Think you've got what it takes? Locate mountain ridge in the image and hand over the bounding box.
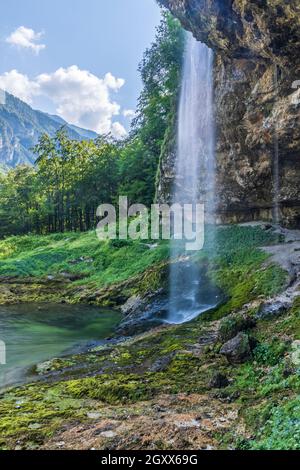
[0,90,98,168]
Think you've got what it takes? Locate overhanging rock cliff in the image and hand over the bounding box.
[157,0,300,227]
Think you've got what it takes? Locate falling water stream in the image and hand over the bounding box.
[273,64,280,225]
[167,33,220,324]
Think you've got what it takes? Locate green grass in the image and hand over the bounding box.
[250,398,300,450]
[0,225,287,309]
[0,232,170,287]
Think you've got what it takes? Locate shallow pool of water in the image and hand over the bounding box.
[0,303,121,390]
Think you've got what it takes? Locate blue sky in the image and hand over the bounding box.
[0,0,162,136]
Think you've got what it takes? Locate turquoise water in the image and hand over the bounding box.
[0,304,121,390]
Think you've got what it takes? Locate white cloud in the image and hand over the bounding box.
[111,122,127,139]
[0,70,39,103]
[123,109,135,119]
[103,72,125,91]
[0,66,127,138]
[6,26,46,54]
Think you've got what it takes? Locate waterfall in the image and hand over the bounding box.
[167,33,218,325]
[273,65,280,225]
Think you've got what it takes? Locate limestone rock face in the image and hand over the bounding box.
[157,0,300,227]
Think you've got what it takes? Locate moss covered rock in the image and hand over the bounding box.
[220,332,252,364]
[218,313,256,342]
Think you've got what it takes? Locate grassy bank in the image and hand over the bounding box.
[0,225,287,307]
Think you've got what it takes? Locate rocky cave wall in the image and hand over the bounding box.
[157,0,300,227]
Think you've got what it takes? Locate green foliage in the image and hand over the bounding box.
[253,340,288,366]
[0,132,120,235]
[249,399,300,450]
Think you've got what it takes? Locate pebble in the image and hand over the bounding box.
[100,431,116,438]
[87,412,101,419]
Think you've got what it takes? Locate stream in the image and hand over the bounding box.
[0,303,121,390]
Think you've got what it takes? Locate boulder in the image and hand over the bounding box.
[149,353,175,373]
[218,313,256,342]
[220,333,252,364]
[120,295,143,315]
[208,372,229,389]
[256,301,290,320]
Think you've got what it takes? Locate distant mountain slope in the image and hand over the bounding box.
[0,91,98,168]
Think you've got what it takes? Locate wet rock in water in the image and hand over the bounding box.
[208,372,229,389]
[35,359,57,375]
[262,223,273,231]
[220,333,252,364]
[218,313,256,342]
[120,295,143,315]
[117,290,168,336]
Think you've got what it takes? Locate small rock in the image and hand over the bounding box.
[149,354,175,373]
[28,423,42,430]
[282,361,295,378]
[152,404,167,413]
[205,445,214,451]
[174,419,200,429]
[100,431,116,438]
[220,332,252,364]
[35,359,57,374]
[120,295,142,315]
[291,340,300,366]
[208,372,229,389]
[87,412,101,419]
